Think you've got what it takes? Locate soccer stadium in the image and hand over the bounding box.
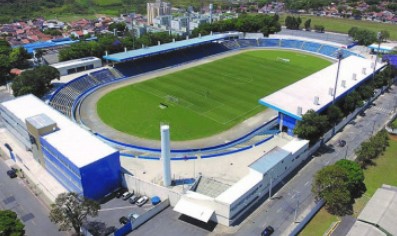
[0,32,386,228]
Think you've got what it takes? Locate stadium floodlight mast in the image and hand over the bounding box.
[332,49,344,104]
[372,32,383,84]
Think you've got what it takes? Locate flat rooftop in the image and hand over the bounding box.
[369,42,397,52]
[259,55,385,120]
[249,147,290,174]
[1,94,117,168]
[194,177,231,198]
[351,184,397,236]
[216,139,307,205]
[103,32,240,62]
[25,113,56,129]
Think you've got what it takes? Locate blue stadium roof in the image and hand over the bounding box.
[14,37,97,54]
[103,32,240,62]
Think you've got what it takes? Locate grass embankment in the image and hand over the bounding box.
[279,14,397,40]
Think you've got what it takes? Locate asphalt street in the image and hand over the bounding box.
[231,86,397,236]
[0,160,65,236]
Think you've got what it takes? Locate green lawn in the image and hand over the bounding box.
[97,50,330,140]
[353,136,397,217]
[300,208,339,236]
[280,14,397,40]
[300,137,397,235]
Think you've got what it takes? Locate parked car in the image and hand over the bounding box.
[115,188,127,198]
[136,196,149,207]
[261,226,274,236]
[121,191,134,200]
[128,212,140,222]
[6,169,17,178]
[119,216,129,225]
[338,139,346,147]
[129,195,139,204]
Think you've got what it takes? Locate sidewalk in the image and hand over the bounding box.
[0,128,66,205]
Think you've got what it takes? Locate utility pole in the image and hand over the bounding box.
[294,192,300,223]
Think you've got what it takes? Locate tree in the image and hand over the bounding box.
[304,19,311,31]
[348,27,359,38]
[9,47,31,69]
[377,30,389,42]
[326,105,343,126]
[285,16,302,30]
[354,29,377,46]
[340,91,362,115]
[49,192,100,235]
[0,40,13,85]
[357,85,374,101]
[294,110,329,143]
[314,25,325,33]
[108,22,127,35]
[12,65,60,97]
[355,129,389,168]
[335,160,365,198]
[0,210,25,236]
[0,54,11,85]
[312,165,352,215]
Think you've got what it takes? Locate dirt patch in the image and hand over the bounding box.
[388,133,397,141]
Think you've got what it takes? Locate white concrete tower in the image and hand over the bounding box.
[161,124,172,186]
[209,4,213,24]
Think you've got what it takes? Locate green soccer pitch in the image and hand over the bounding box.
[97,50,331,140]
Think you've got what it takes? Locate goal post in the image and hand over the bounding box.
[166,95,179,104]
[276,57,290,63]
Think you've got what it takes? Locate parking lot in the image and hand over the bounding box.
[85,191,154,235]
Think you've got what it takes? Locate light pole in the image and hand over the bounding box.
[372,120,376,135]
[344,144,348,159]
[269,175,273,199]
[294,192,301,223]
[372,32,383,86]
[332,49,344,104]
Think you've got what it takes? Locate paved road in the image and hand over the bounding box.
[231,86,397,236]
[0,160,66,236]
[131,207,210,236]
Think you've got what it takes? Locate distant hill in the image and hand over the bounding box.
[0,0,228,23]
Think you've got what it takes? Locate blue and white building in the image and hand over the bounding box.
[0,94,121,200]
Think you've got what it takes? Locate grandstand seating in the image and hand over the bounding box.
[341,49,360,58]
[115,43,231,77]
[301,42,322,53]
[258,38,280,47]
[222,40,241,50]
[280,39,304,49]
[238,39,258,48]
[49,69,120,118]
[90,69,118,84]
[318,45,339,57]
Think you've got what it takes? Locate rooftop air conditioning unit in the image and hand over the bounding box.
[352,73,357,80]
[297,106,302,116]
[314,96,319,105]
